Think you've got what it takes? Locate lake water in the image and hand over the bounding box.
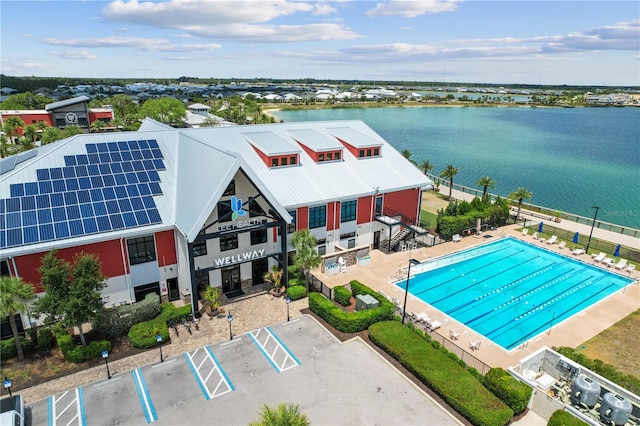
[271,106,640,229]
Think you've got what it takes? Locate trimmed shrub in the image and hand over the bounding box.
[369,321,513,426]
[484,368,532,414]
[309,292,394,333]
[287,285,307,301]
[37,327,55,351]
[553,346,640,395]
[128,319,169,349]
[0,336,34,360]
[548,410,588,426]
[55,329,111,363]
[96,293,161,338]
[157,303,192,326]
[333,286,352,306]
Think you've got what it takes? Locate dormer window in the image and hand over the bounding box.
[319,153,325,161]
[271,158,279,167]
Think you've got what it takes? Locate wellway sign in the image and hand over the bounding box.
[214,249,265,267]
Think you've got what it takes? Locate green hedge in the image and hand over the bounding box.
[0,336,35,360]
[128,319,169,349]
[308,280,394,333]
[369,321,513,426]
[553,346,640,395]
[484,368,532,414]
[96,293,161,338]
[548,410,588,426]
[55,329,111,363]
[333,286,352,306]
[287,285,307,301]
[37,327,55,351]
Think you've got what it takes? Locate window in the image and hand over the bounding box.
[335,151,341,160]
[220,234,238,251]
[366,149,372,156]
[223,180,235,196]
[250,229,267,245]
[127,235,156,265]
[281,157,288,166]
[326,152,333,161]
[309,205,326,229]
[290,156,297,165]
[359,149,364,157]
[249,199,266,217]
[193,241,207,257]
[287,210,296,234]
[340,200,357,222]
[319,153,325,161]
[373,148,379,156]
[217,201,232,222]
[271,158,279,167]
[340,232,355,239]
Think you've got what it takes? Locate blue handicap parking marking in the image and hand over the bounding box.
[249,327,300,372]
[184,346,234,400]
[47,387,86,426]
[132,368,158,423]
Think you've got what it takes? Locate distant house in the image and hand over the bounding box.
[184,103,235,128]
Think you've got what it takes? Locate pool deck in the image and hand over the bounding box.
[311,223,640,371]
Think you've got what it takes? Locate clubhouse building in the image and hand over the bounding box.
[0,119,431,325]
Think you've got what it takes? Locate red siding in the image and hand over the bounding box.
[336,139,359,158]
[298,143,319,161]
[327,202,335,231]
[88,110,114,122]
[14,239,126,292]
[155,230,177,267]
[297,206,309,230]
[356,195,373,225]
[1,112,54,130]
[383,189,420,223]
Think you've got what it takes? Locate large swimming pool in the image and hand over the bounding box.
[396,238,633,350]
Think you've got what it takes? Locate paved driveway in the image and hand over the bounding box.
[27,315,461,425]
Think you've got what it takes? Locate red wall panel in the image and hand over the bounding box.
[155,230,177,267]
[356,195,373,224]
[383,189,420,223]
[297,206,309,230]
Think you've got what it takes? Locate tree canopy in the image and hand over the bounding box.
[0,92,53,110]
[139,98,187,126]
[439,164,460,200]
[290,230,322,290]
[508,187,533,220]
[35,250,107,346]
[0,276,35,360]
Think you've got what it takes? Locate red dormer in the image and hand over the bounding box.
[244,131,301,168]
[288,129,344,163]
[327,127,382,158]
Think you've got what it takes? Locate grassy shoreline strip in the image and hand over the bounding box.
[369,321,513,426]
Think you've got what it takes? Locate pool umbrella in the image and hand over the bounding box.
[614,244,621,257]
[573,232,579,244]
[538,222,544,233]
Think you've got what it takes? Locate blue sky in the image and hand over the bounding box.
[1,1,638,86]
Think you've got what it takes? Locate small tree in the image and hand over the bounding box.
[508,187,533,220]
[249,403,310,426]
[439,164,459,200]
[0,276,35,360]
[476,176,496,198]
[419,159,435,176]
[139,98,187,127]
[263,265,284,295]
[35,250,107,346]
[290,230,321,291]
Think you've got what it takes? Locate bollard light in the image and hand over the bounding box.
[286,296,291,322]
[227,312,233,340]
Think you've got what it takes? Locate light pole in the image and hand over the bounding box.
[286,296,291,322]
[585,206,599,253]
[102,350,111,380]
[156,334,164,362]
[402,259,420,324]
[227,312,233,340]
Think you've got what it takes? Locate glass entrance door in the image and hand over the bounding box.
[221,265,241,294]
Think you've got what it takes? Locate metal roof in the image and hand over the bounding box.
[328,126,381,148]
[243,131,301,156]
[45,96,90,111]
[288,129,343,151]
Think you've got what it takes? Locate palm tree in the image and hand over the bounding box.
[290,229,321,291]
[23,124,37,144]
[400,149,417,165]
[263,265,284,295]
[3,116,25,143]
[439,164,459,200]
[249,403,310,426]
[419,159,435,176]
[476,176,496,198]
[508,187,533,220]
[0,276,35,361]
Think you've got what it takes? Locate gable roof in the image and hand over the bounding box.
[45,96,91,111]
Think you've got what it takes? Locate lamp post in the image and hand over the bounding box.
[156,335,164,363]
[227,312,233,340]
[102,350,111,380]
[402,259,421,324]
[585,206,600,253]
[286,296,291,322]
[3,377,12,397]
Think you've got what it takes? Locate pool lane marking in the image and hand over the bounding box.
[132,368,157,423]
[184,347,233,400]
[249,327,300,372]
[48,387,85,426]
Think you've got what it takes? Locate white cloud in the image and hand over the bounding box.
[43,36,222,52]
[101,0,359,42]
[367,0,459,18]
[50,50,98,60]
[0,59,48,74]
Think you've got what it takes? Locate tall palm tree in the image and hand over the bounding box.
[439,164,459,200]
[401,149,412,160]
[290,229,321,291]
[3,116,25,143]
[0,276,35,361]
[250,403,310,426]
[476,176,496,197]
[419,159,435,176]
[23,124,37,143]
[508,187,533,220]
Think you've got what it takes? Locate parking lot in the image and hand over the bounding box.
[27,315,461,425]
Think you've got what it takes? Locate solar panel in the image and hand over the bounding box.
[1,139,166,249]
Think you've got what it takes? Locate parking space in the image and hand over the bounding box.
[26,315,462,425]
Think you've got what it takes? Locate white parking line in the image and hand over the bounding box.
[184,346,234,400]
[48,388,84,426]
[249,327,300,372]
